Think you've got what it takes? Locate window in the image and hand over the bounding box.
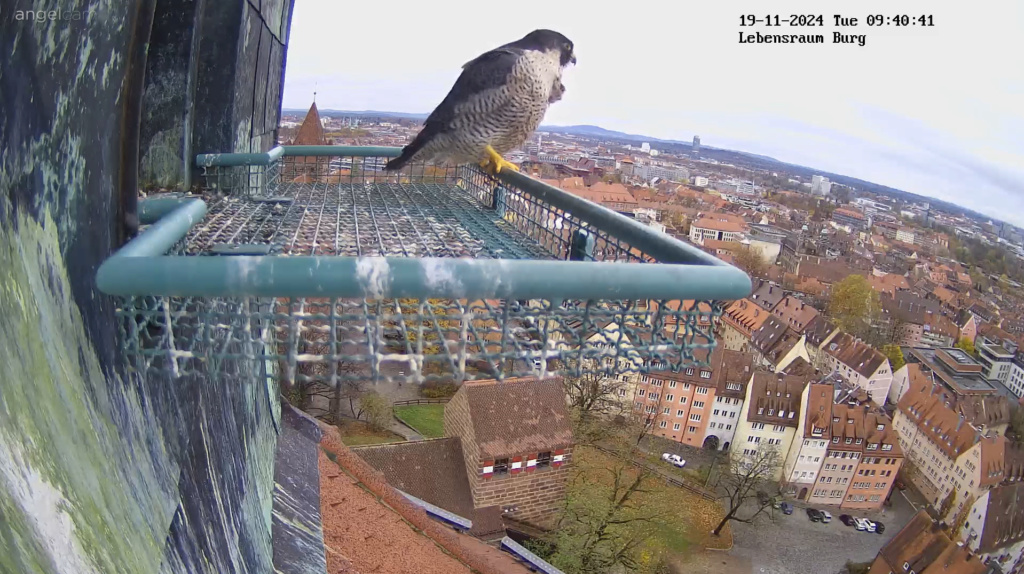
[685,368,694,376]
[537,451,552,468]
[638,389,646,397]
[673,423,681,431]
[666,394,674,402]
[700,370,712,379]
[677,409,685,417]
[659,421,667,428]
[649,393,659,401]
[768,409,775,416]
[663,407,670,415]
[752,423,765,430]
[690,413,701,422]
[713,409,720,416]
[758,408,764,415]
[833,437,840,443]
[726,424,732,430]
[618,389,626,397]
[679,397,687,404]
[668,381,676,388]
[693,401,705,409]
[845,438,853,444]
[689,425,698,433]
[696,387,709,395]
[494,458,509,475]
[882,444,893,451]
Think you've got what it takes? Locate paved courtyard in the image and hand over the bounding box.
[727,490,918,574]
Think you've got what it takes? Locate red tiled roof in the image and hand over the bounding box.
[875,510,988,574]
[353,438,505,538]
[824,332,887,378]
[460,378,574,459]
[746,372,811,427]
[318,425,531,574]
[292,102,326,145]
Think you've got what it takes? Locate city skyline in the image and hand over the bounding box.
[282,0,1024,226]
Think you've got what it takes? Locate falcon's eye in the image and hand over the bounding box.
[564,43,572,51]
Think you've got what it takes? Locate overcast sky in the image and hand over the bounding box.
[282,0,1024,226]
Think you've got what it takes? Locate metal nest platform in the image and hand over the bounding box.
[99,146,751,387]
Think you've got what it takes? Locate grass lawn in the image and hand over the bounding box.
[336,419,404,446]
[574,446,732,555]
[393,404,445,438]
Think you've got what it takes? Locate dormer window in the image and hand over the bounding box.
[768,409,775,416]
[833,437,840,443]
[758,408,764,415]
[882,444,892,451]
[856,439,863,445]
[867,443,878,450]
[788,412,795,418]
[845,438,853,444]
[877,424,884,431]
[833,417,840,422]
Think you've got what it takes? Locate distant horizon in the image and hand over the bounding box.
[278,106,1002,226]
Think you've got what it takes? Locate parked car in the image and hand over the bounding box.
[839,514,855,527]
[778,502,794,515]
[872,521,886,534]
[820,510,833,523]
[854,517,872,531]
[806,508,823,522]
[660,453,686,468]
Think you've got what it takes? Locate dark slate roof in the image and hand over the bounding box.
[805,315,838,348]
[979,476,1024,553]
[462,378,574,459]
[749,280,785,311]
[354,438,505,538]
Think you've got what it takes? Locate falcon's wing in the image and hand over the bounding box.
[422,46,524,131]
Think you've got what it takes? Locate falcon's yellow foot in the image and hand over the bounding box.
[480,145,519,175]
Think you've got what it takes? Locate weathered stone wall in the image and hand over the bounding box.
[140,0,292,189]
[0,0,294,571]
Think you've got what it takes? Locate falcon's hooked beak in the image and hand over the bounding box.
[570,54,577,65]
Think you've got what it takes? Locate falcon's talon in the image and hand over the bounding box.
[482,145,519,175]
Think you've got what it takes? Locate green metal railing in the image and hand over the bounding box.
[99,145,751,387]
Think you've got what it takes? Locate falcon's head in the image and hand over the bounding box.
[517,29,576,67]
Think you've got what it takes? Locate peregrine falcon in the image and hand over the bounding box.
[384,29,576,175]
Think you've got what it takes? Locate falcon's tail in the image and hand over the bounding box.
[384,132,431,171]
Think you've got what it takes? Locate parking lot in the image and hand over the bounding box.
[727,491,918,574]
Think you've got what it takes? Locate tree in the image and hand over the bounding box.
[950,493,975,535]
[882,344,906,372]
[711,445,783,536]
[827,275,881,340]
[956,336,976,356]
[733,245,767,278]
[1009,404,1024,444]
[563,371,627,419]
[938,487,956,521]
[336,377,368,420]
[546,458,665,574]
[359,391,392,432]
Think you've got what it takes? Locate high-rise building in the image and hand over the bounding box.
[640,142,651,154]
[810,175,831,196]
[692,135,701,154]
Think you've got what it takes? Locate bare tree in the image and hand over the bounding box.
[629,389,669,447]
[711,445,783,536]
[563,371,627,418]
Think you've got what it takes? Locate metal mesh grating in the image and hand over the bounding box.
[114,151,729,388]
